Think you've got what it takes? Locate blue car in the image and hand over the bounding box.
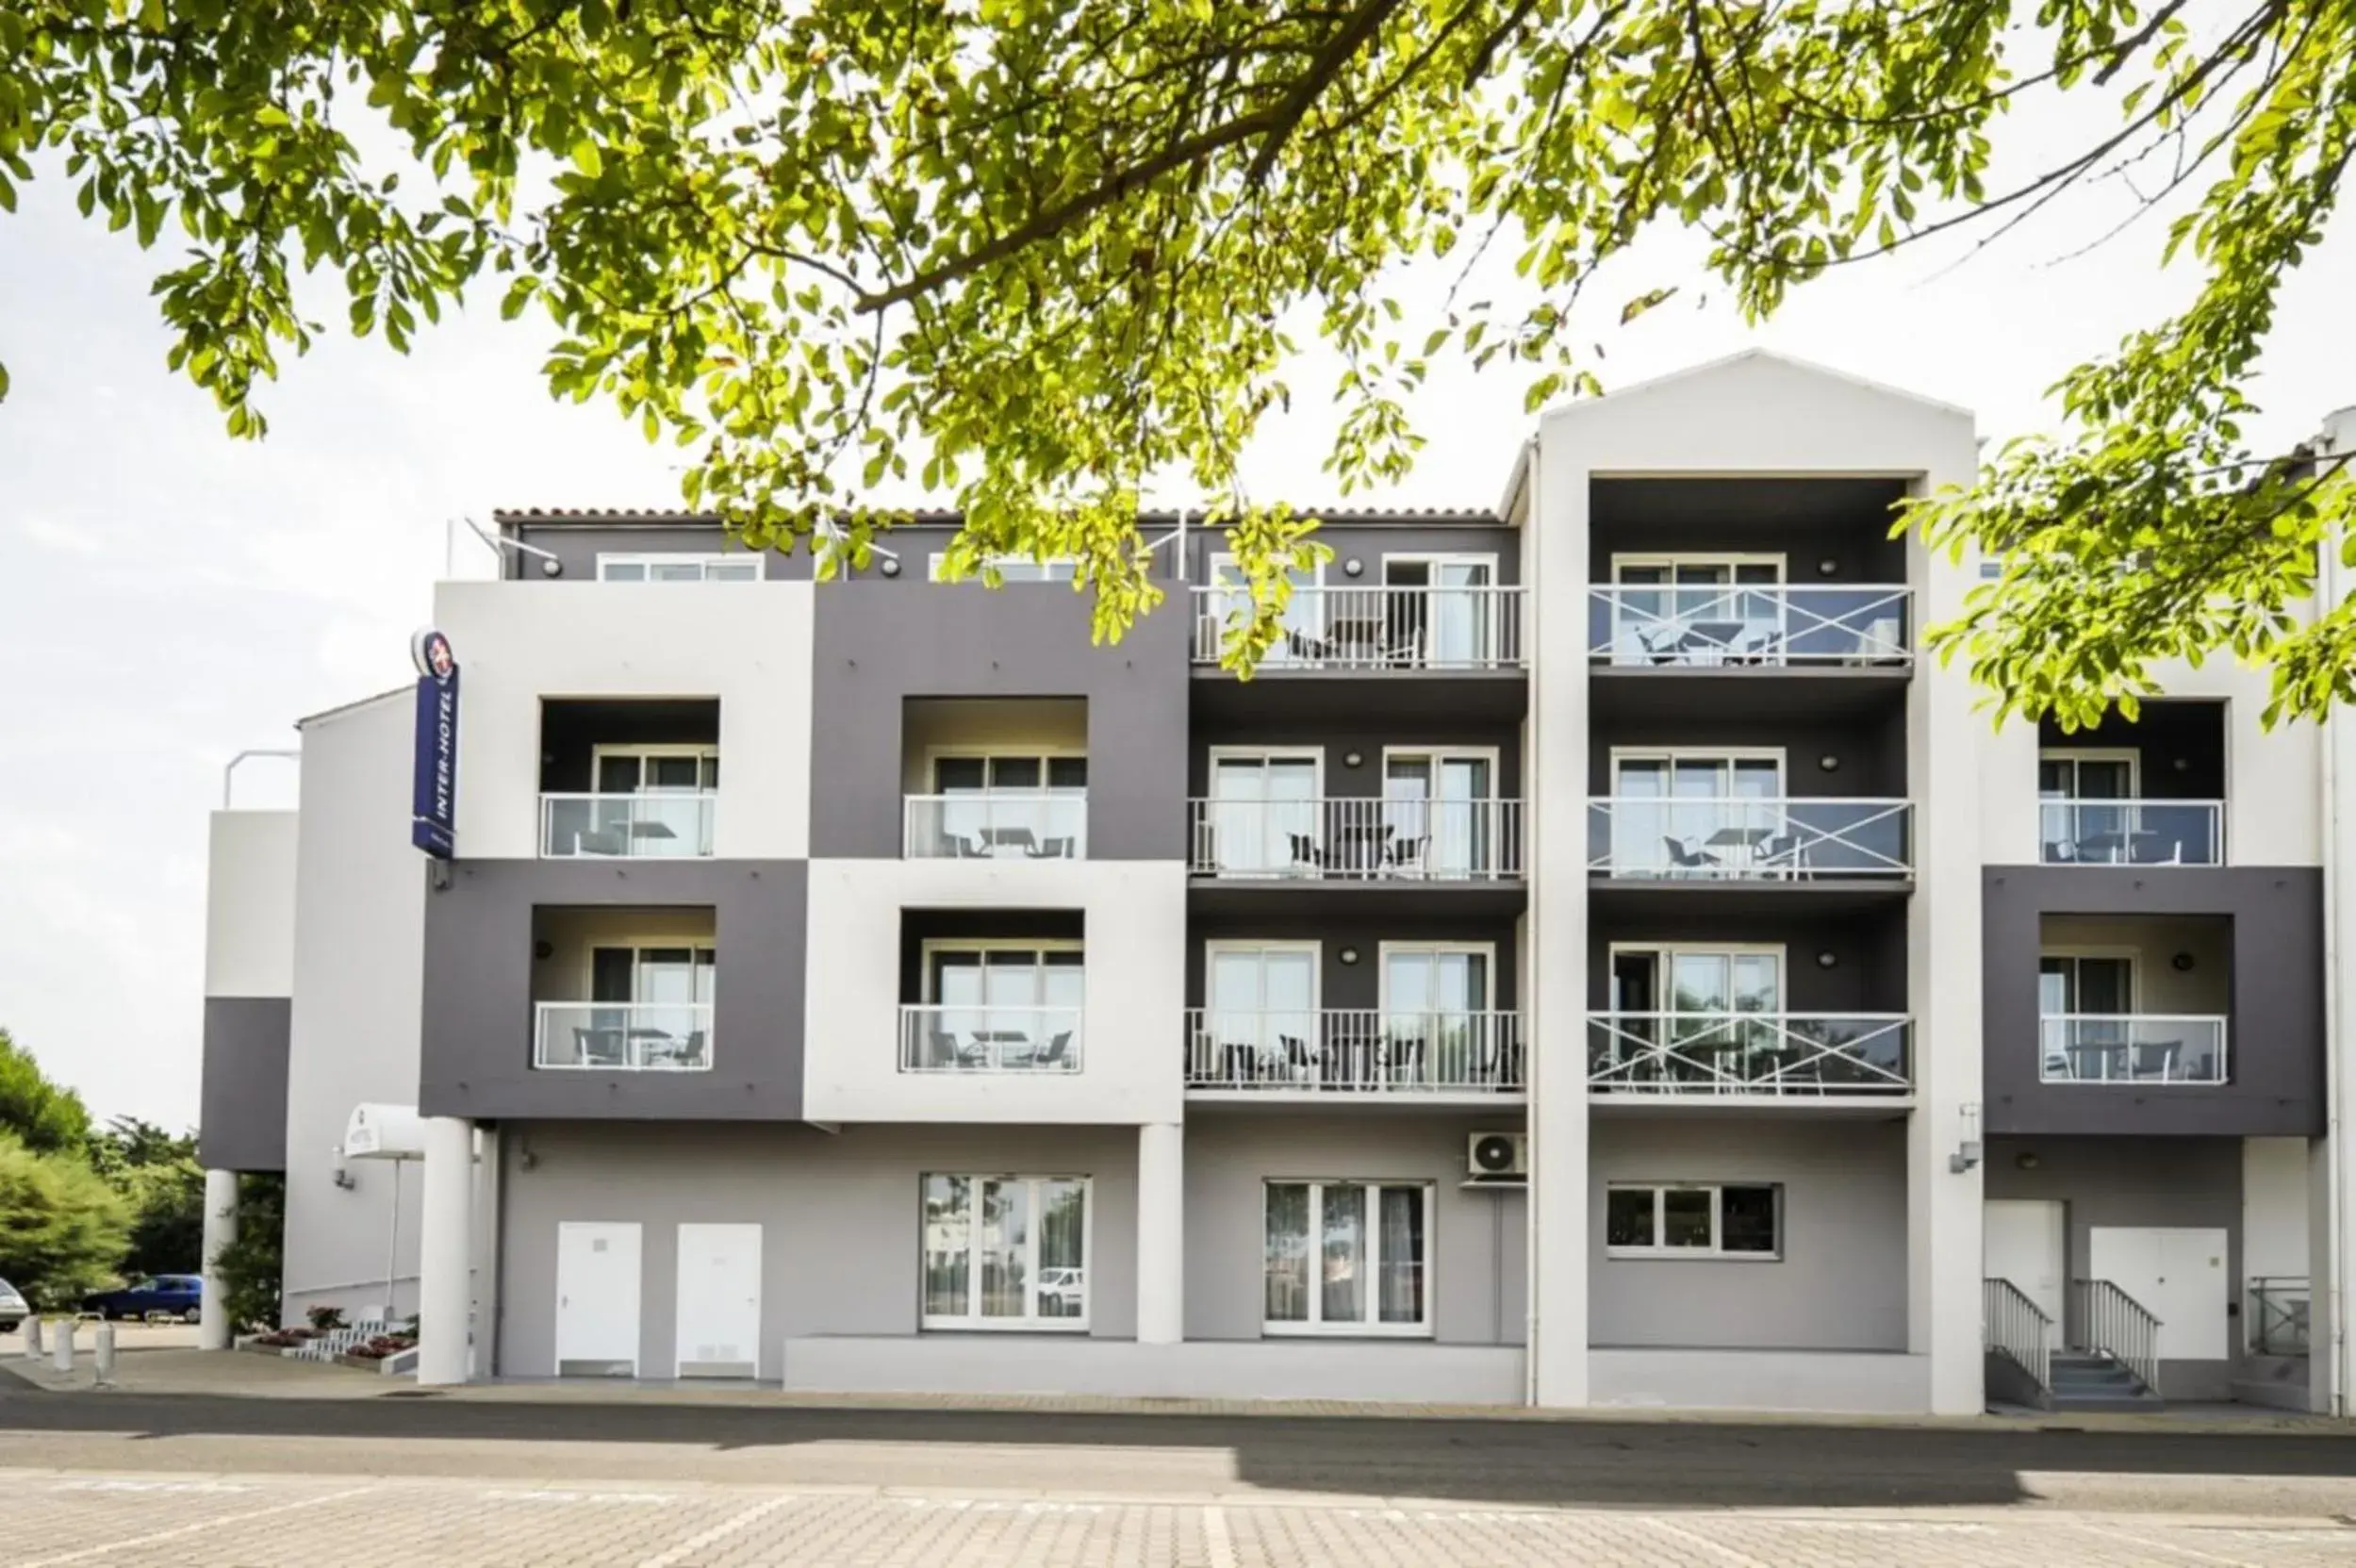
[82,1274,203,1322]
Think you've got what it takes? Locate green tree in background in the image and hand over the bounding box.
[0,1028,91,1155]
[0,1131,132,1311]
[5,1,2350,708]
[211,1174,285,1332]
[89,1117,206,1278]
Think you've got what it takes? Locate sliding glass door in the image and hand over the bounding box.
[1384,751,1495,877]
[1209,752,1321,873]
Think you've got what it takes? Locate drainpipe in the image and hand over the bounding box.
[2320,406,2356,1417]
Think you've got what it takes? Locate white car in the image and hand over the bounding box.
[1037,1267,1086,1313]
[0,1279,27,1333]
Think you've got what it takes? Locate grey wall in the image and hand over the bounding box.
[1587,477,1909,580]
[1585,909,1910,1013]
[1982,867,2324,1135]
[1182,1112,1527,1345]
[419,860,808,1120]
[2036,701,2226,801]
[1589,1115,1910,1351]
[1984,1133,2244,1400]
[197,997,290,1172]
[810,582,1191,860]
[1187,717,1524,800]
[495,1120,1141,1377]
[1186,909,1522,1011]
[1588,708,1907,799]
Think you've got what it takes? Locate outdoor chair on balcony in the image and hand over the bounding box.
[2131,1040,2183,1081]
[1285,627,1336,663]
[1285,833,1327,871]
[2129,835,2185,866]
[1384,834,1430,875]
[1752,832,1805,877]
[1034,1031,1074,1070]
[1026,835,1077,859]
[1845,616,1905,665]
[927,1030,963,1069]
[1278,1035,1316,1083]
[572,1027,629,1067]
[1662,836,1721,876]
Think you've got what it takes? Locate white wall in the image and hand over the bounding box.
[2244,1136,2311,1280]
[801,857,1187,1123]
[431,580,815,860]
[204,810,298,997]
[280,692,427,1321]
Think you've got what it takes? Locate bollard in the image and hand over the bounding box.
[23,1315,41,1361]
[51,1317,75,1373]
[92,1321,116,1387]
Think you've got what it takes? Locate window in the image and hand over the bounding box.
[1609,749,1784,875]
[920,1175,1090,1329]
[928,553,1079,583]
[1608,554,1786,665]
[594,746,719,795]
[1606,1183,1780,1259]
[1206,749,1323,873]
[1608,945,1783,1015]
[1382,554,1499,665]
[1207,553,1326,662]
[1384,749,1500,876]
[597,553,761,582]
[1262,1180,1432,1335]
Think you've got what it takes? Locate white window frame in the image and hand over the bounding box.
[1204,940,1324,1015]
[928,553,1080,584]
[1261,1179,1435,1338]
[1604,1181,1783,1261]
[2038,748,2142,799]
[918,1173,1094,1332]
[1207,746,1327,795]
[583,940,716,1003]
[1375,942,1496,1015]
[1380,551,1499,582]
[918,939,1086,1004]
[1379,745,1503,790]
[2037,946,2143,1015]
[1609,553,1787,583]
[595,553,762,583]
[590,743,720,794]
[925,746,1090,793]
[1606,942,1787,1015]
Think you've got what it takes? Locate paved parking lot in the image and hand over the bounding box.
[5,1468,2356,1567]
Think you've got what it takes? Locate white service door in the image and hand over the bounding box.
[1984,1199,2066,1338]
[2088,1226,2229,1362]
[554,1221,642,1376]
[675,1223,762,1378]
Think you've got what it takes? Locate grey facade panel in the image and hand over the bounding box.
[1587,477,1909,582]
[809,583,1191,860]
[1982,867,2324,1136]
[1186,908,1523,1012]
[1185,523,1522,585]
[1586,908,1910,1014]
[198,997,291,1172]
[418,859,808,1121]
[1187,718,1524,801]
[1587,707,1907,799]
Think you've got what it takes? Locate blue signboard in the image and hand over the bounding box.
[409,628,459,859]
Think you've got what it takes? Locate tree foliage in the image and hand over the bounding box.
[211,1172,285,1332]
[0,1028,92,1156]
[0,1131,132,1310]
[5,0,2350,707]
[89,1116,206,1278]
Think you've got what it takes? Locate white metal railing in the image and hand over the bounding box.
[2249,1276,2310,1357]
[1589,585,1911,667]
[2040,1015,2227,1084]
[1588,797,1912,878]
[540,793,716,858]
[903,792,1087,860]
[1191,584,1525,669]
[1189,797,1524,880]
[1984,1277,2054,1395]
[1185,1009,1523,1093]
[1587,1013,1912,1096]
[2073,1278,2162,1393]
[2039,799,2223,866]
[534,1002,713,1070]
[899,1005,1083,1072]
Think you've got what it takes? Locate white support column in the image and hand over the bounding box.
[198,1168,239,1351]
[1136,1122,1184,1345]
[417,1116,474,1386]
[2319,404,2356,1419]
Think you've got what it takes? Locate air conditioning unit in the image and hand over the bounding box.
[1467,1131,1528,1182]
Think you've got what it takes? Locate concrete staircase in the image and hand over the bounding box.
[2047,1349,2164,1412]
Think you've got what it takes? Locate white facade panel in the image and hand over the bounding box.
[204,809,299,997]
[801,857,1188,1123]
[431,579,815,861]
[2243,1136,2311,1280]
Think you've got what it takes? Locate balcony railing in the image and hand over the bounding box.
[1588,798,1911,879]
[540,793,716,858]
[899,1004,1083,1073]
[534,1002,713,1071]
[1189,797,1524,881]
[2039,800,2223,866]
[1185,1009,1524,1093]
[1588,1013,1912,1097]
[2040,1015,2227,1084]
[1191,584,1525,669]
[1589,585,1911,667]
[903,792,1087,860]
[2249,1276,2310,1357]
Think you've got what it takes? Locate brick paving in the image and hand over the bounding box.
[4,1470,2354,1568]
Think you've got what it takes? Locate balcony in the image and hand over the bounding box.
[1589,585,1910,668]
[534,1002,713,1071]
[1191,584,1525,671]
[2039,1015,2228,1084]
[1189,798,1524,882]
[2249,1277,2310,1357]
[539,793,716,858]
[899,1004,1082,1073]
[1184,1009,1524,1096]
[1589,798,1910,912]
[1587,1013,1912,1098]
[2039,801,2223,867]
[903,793,1087,860]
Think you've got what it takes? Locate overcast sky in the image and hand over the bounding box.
[1,103,2350,1130]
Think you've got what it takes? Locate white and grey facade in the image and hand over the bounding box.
[196,351,2356,1414]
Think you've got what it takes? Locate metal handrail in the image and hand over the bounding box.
[2038,1015,2228,1085]
[1588,797,1913,878]
[1984,1277,2053,1395]
[1588,584,1912,667]
[1587,1013,1912,1096]
[1185,1009,1524,1093]
[539,792,717,858]
[903,792,1087,860]
[898,1004,1084,1073]
[1190,583,1526,669]
[1190,796,1524,880]
[2248,1276,2310,1357]
[2073,1278,2162,1392]
[533,1002,713,1071]
[2038,799,2224,866]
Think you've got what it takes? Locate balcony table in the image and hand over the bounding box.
[980,825,1040,856]
[1705,824,1775,870]
[2071,828,2160,864]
